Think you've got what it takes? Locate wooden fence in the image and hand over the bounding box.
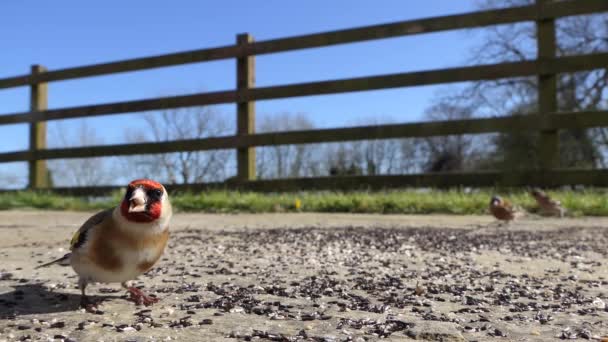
[1,0,608,194]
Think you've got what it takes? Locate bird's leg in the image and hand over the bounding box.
[482,220,503,233]
[79,278,101,313]
[122,282,159,306]
[485,220,501,230]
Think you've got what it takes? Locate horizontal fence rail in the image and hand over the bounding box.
[0,0,606,89]
[1,110,607,163]
[1,52,606,126]
[8,169,608,196]
[0,0,607,191]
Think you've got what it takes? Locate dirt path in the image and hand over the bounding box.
[0,211,607,341]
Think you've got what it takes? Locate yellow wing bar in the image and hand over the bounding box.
[70,229,81,250]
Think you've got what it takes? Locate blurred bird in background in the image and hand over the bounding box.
[489,195,520,225]
[530,188,566,217]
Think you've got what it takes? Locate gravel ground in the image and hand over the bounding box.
[0,211,607,341]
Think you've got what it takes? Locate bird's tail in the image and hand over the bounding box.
[35,253,71,269]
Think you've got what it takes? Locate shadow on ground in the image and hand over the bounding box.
[0,283,116,318]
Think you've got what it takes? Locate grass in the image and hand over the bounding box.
[1,188,608,216]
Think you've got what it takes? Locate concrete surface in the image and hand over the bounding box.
[0,211,607,341]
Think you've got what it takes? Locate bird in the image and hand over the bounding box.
[36,179,172,312]
[489,195,518,224]
[530,188,566,217]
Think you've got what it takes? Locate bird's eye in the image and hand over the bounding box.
[148,189,162,200]
[125,187,133,200]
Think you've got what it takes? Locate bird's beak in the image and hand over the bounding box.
[128,188,147,213]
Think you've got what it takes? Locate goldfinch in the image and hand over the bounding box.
[530,188,566,217]
[36,179,172,311]
[489,195,517,223]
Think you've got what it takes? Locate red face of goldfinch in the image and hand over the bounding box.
[120,179,165,223]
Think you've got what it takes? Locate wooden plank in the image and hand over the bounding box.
[542,53,608,74]
[537,0,559,170]
[248,53,608,101]
[549,110,608,130]
[235,111,604,144]
[542,0,608,19]
[0,75,30,89]
[28,65,49,189]
[249,60,538,100]
[1,0,605,90]
[0,45,240,90]
[249,0,608,56]
[236,33,257,181]
[11,168,608,195]
[248,6,537,55]
[0,150,32,162]
[0,118,527,163]
[1,52,606,126]
[0,60,536,125]
[1,137,240,161]
[0,90,236,125]
[2,111,607,163]
[227,170,608,190]
[0,61,542,125]
[240,115,542,145]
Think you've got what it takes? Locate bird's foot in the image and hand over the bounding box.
[80,296,103,314]
[126,286,159,306]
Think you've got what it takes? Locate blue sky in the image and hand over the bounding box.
[0,0,482,184]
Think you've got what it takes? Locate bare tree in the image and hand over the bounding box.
[469,0,607,116]
[348,118,403,175]
[325,138,421,176]
[0,170,25,189]
[325,143,363,176]
[399,138,422,174]
[123,106,233,184]
[430,0,608,169]
[419,102,481,172]
[256,113,322,179]
[47,121,113,186]
[324,117,422,176]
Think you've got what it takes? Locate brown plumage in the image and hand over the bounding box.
[489,195,516,222]
[530,188,566,217]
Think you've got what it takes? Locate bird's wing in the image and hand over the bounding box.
[550,199,562,206]
[70,208,113,251]
[491,205,513,220]
[502,199,516,213]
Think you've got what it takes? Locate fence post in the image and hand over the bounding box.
[28,65,49,189]
[536,0,559,170]
[236,33,256,181]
